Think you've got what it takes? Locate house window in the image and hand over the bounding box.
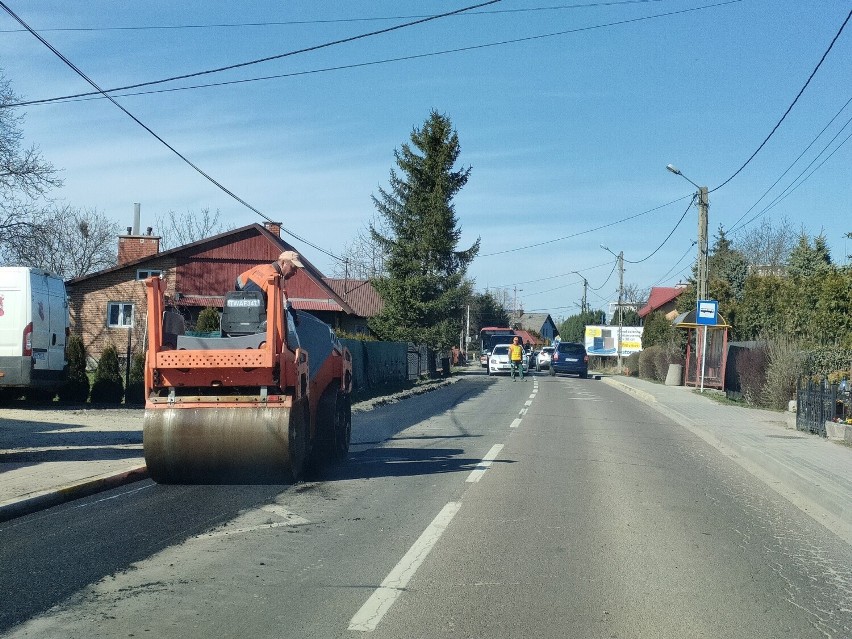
[108,302,134,328]
[137,269,162,281]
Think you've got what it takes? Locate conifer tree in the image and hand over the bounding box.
[59,334,90,403]
[90,344,124,404]
[368,111,480,349]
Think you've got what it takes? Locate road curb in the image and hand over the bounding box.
[0,465,149,523]
[601,377,657,405]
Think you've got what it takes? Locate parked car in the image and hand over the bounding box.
[549,341,588,378]
[487,344,529,376]
[535,346,554,371]
[0,267,69,395]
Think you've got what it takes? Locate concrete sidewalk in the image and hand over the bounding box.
[0,407,146,522]
[603,375,852,545]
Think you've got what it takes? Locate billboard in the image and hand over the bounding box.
[584,325,643,357]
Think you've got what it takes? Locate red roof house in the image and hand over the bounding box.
[65,221,379,362]
[638,286,686,320]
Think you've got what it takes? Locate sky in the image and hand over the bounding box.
[2,0,851,323]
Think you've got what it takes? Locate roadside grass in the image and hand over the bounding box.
[698,389,788,412]
[697,390,747,407]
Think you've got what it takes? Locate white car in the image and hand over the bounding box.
[535,346,555,371]
[487,344,529,376]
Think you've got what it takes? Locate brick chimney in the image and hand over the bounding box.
[264,221,282,237]
[117,203,161,265]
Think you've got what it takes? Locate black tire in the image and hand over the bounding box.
[25,387,57,404]
[580,371,588,379]
[549,367,556,377]
[332,392,352,462]
[287,398,309,481]
[311,386,351,468]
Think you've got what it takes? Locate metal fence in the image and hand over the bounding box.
[796,377,851,437]
[407,344,430,380]
[339,339,409,391]
[338,340,446,391]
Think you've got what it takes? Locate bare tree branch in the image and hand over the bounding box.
[154,207,232,250]
[734,216,796,269]
[330,213,389,279]
[1,206,119,279]
[0,73,61,201]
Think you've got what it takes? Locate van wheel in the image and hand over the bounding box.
[26,388,56,403]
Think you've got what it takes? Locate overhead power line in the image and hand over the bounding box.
[480,195,692,257]
[0,1,349,260]
[2,0,502,109]
[730,115,852,235]
[489,260,614,288]
[727,96,852,235]
[711,7,852,193]
[6,0,741,109]
[650,241,695,288]
[623,195,695,264]
[0,2,675,33]
[0,1,497,261]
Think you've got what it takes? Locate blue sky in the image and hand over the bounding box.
[2,0,850,322]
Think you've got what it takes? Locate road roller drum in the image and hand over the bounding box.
[144,402,308,484]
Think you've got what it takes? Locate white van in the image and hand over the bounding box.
[0,267,69,392]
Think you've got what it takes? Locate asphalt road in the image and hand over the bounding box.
[1,372,850,638]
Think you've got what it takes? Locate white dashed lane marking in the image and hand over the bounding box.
[466,444,505,483]
[348,502,462,632]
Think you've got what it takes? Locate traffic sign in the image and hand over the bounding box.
[696,300,718,326]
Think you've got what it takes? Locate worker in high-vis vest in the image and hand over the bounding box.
[235,250,304,300]
[508,336,525,381]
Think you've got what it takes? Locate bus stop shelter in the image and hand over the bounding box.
[673,309,731,390]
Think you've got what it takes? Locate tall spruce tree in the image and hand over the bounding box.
[369,111,480,349]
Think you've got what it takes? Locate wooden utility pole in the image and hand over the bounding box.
[617,251,624,373]
[697,186,709,303]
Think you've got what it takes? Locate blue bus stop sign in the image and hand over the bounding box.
[697,300,718,326]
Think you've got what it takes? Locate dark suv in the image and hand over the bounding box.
[549,342,589,378]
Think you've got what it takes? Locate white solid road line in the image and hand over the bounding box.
[466,444,505,483]
[348,502,462,632]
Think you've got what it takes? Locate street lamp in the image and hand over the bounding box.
[667,164,711,392]
[666,164,709,303]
